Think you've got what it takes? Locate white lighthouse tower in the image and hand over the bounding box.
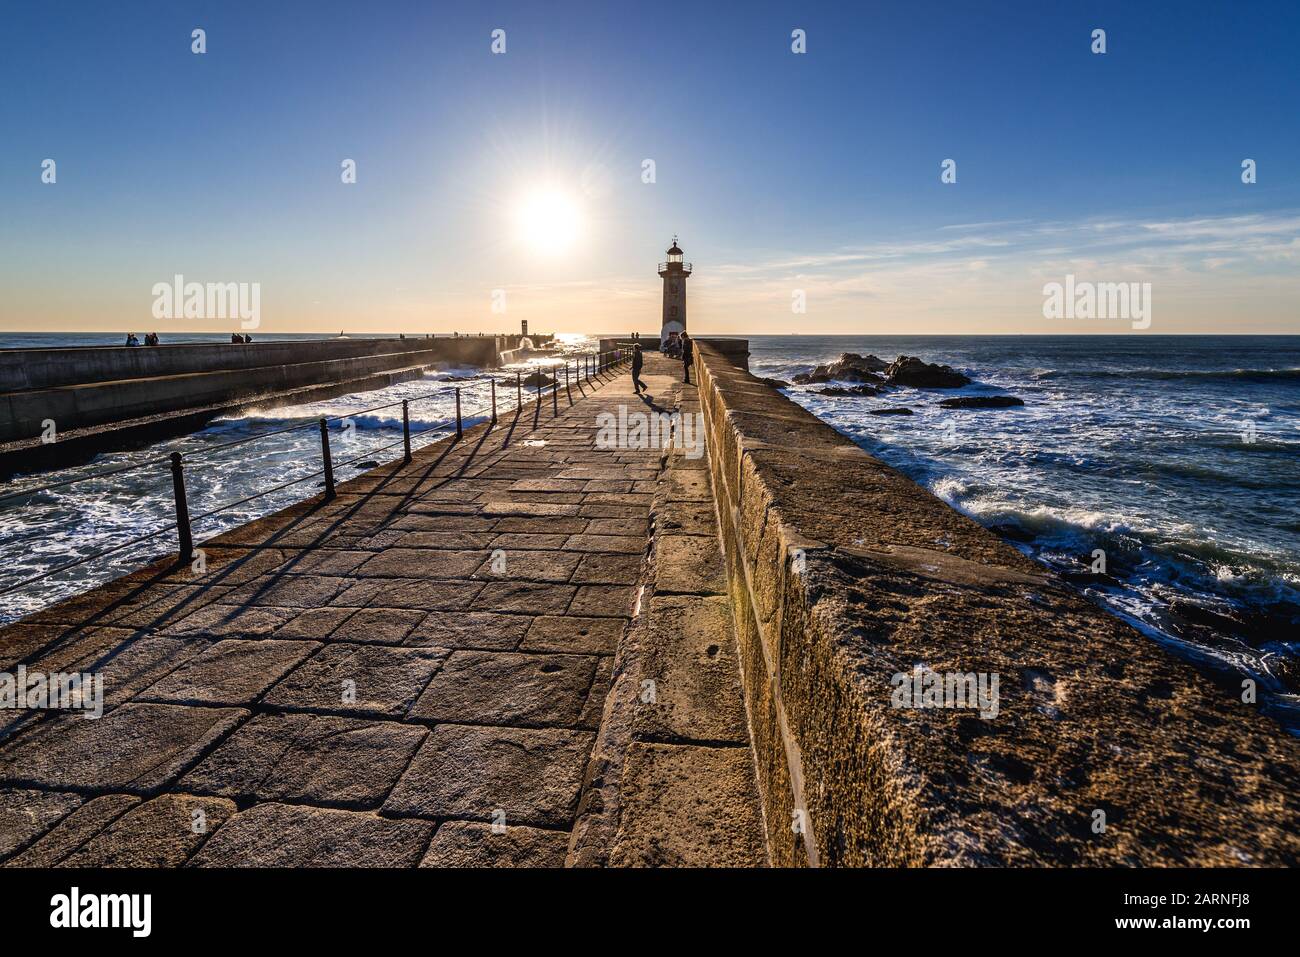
[658,237,691,350]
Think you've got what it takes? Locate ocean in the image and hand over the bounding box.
[2,332,1297,727]
[748,334,1300,729]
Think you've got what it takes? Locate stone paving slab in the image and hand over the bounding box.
[404,611,531,650]
[189,803,435,867]
[261,643,448,718]
[180,712,427,807]
[0,788,83,858]
[5,794,141,867]
[411,651,597,727]
[58,794,237,867]
[608,743,766,867]
[520,616,624,655]
[324,607,428,645]
[654,535,727,596]
[420,821,569,867]
[633,596,751,745]
[0,703,247,794]
[384,724,593,827]
[139,639,318,706]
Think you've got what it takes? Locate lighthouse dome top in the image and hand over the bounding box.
[658,237,692,276]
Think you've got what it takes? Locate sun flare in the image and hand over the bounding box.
[514,187,583,256]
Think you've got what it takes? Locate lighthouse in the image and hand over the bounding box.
[658,237,691,351]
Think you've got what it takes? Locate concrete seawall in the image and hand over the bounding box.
[0,336,545,393]
[0,336,538,445]
[693,341,1300,866]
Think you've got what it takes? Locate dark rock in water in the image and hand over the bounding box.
[939,395,1025,409]
[817,384,879,397]
[868,407,914,416]
[840,352,889,372]
[884,355,971,388]
[758,377,791,389]
[1059,566,1123,588]
[1167,598,1300,649]
[1272,657,1300,694]
[354,460,380,469]
[521,371,557,388]
[792,371,825,384]
[793,353,888,385]
[989,522,1036,544]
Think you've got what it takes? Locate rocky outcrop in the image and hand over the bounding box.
[521,371,557,388]
[817,385,879,397]
[793,354,888,385]
[884,356,970,388]
[938,395,1024,409]
[869,407,914,415]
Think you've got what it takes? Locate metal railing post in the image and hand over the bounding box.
[491,379,498,425]
[402,400,412,464]
[168,452,194,561]
[455,387,463,439]
[516,370,522,409]
[552,377,558,414]
[318,417,336,499]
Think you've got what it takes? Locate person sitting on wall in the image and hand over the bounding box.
[231,333,241,343]
[125,333,139,346]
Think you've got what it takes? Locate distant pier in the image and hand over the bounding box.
[0,334,547,475]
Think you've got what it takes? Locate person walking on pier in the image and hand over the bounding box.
[680,332,694,384]
[632,343,646,395]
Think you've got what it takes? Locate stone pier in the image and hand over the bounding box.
[2,343,1299,868]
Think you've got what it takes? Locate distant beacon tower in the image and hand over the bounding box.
[521,319,528,337]
[658,237,691,349]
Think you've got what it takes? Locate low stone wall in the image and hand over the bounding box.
[0,338,504,442]
[0,337,505,392]
[694,342,1300,867]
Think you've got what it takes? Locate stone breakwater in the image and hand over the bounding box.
[0,343,1296,867]
[693,340,1300,867]
[0,335,539,446]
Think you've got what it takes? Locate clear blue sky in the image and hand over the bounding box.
[2,0,1297,334]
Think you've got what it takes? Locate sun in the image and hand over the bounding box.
[514,187,583,256]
